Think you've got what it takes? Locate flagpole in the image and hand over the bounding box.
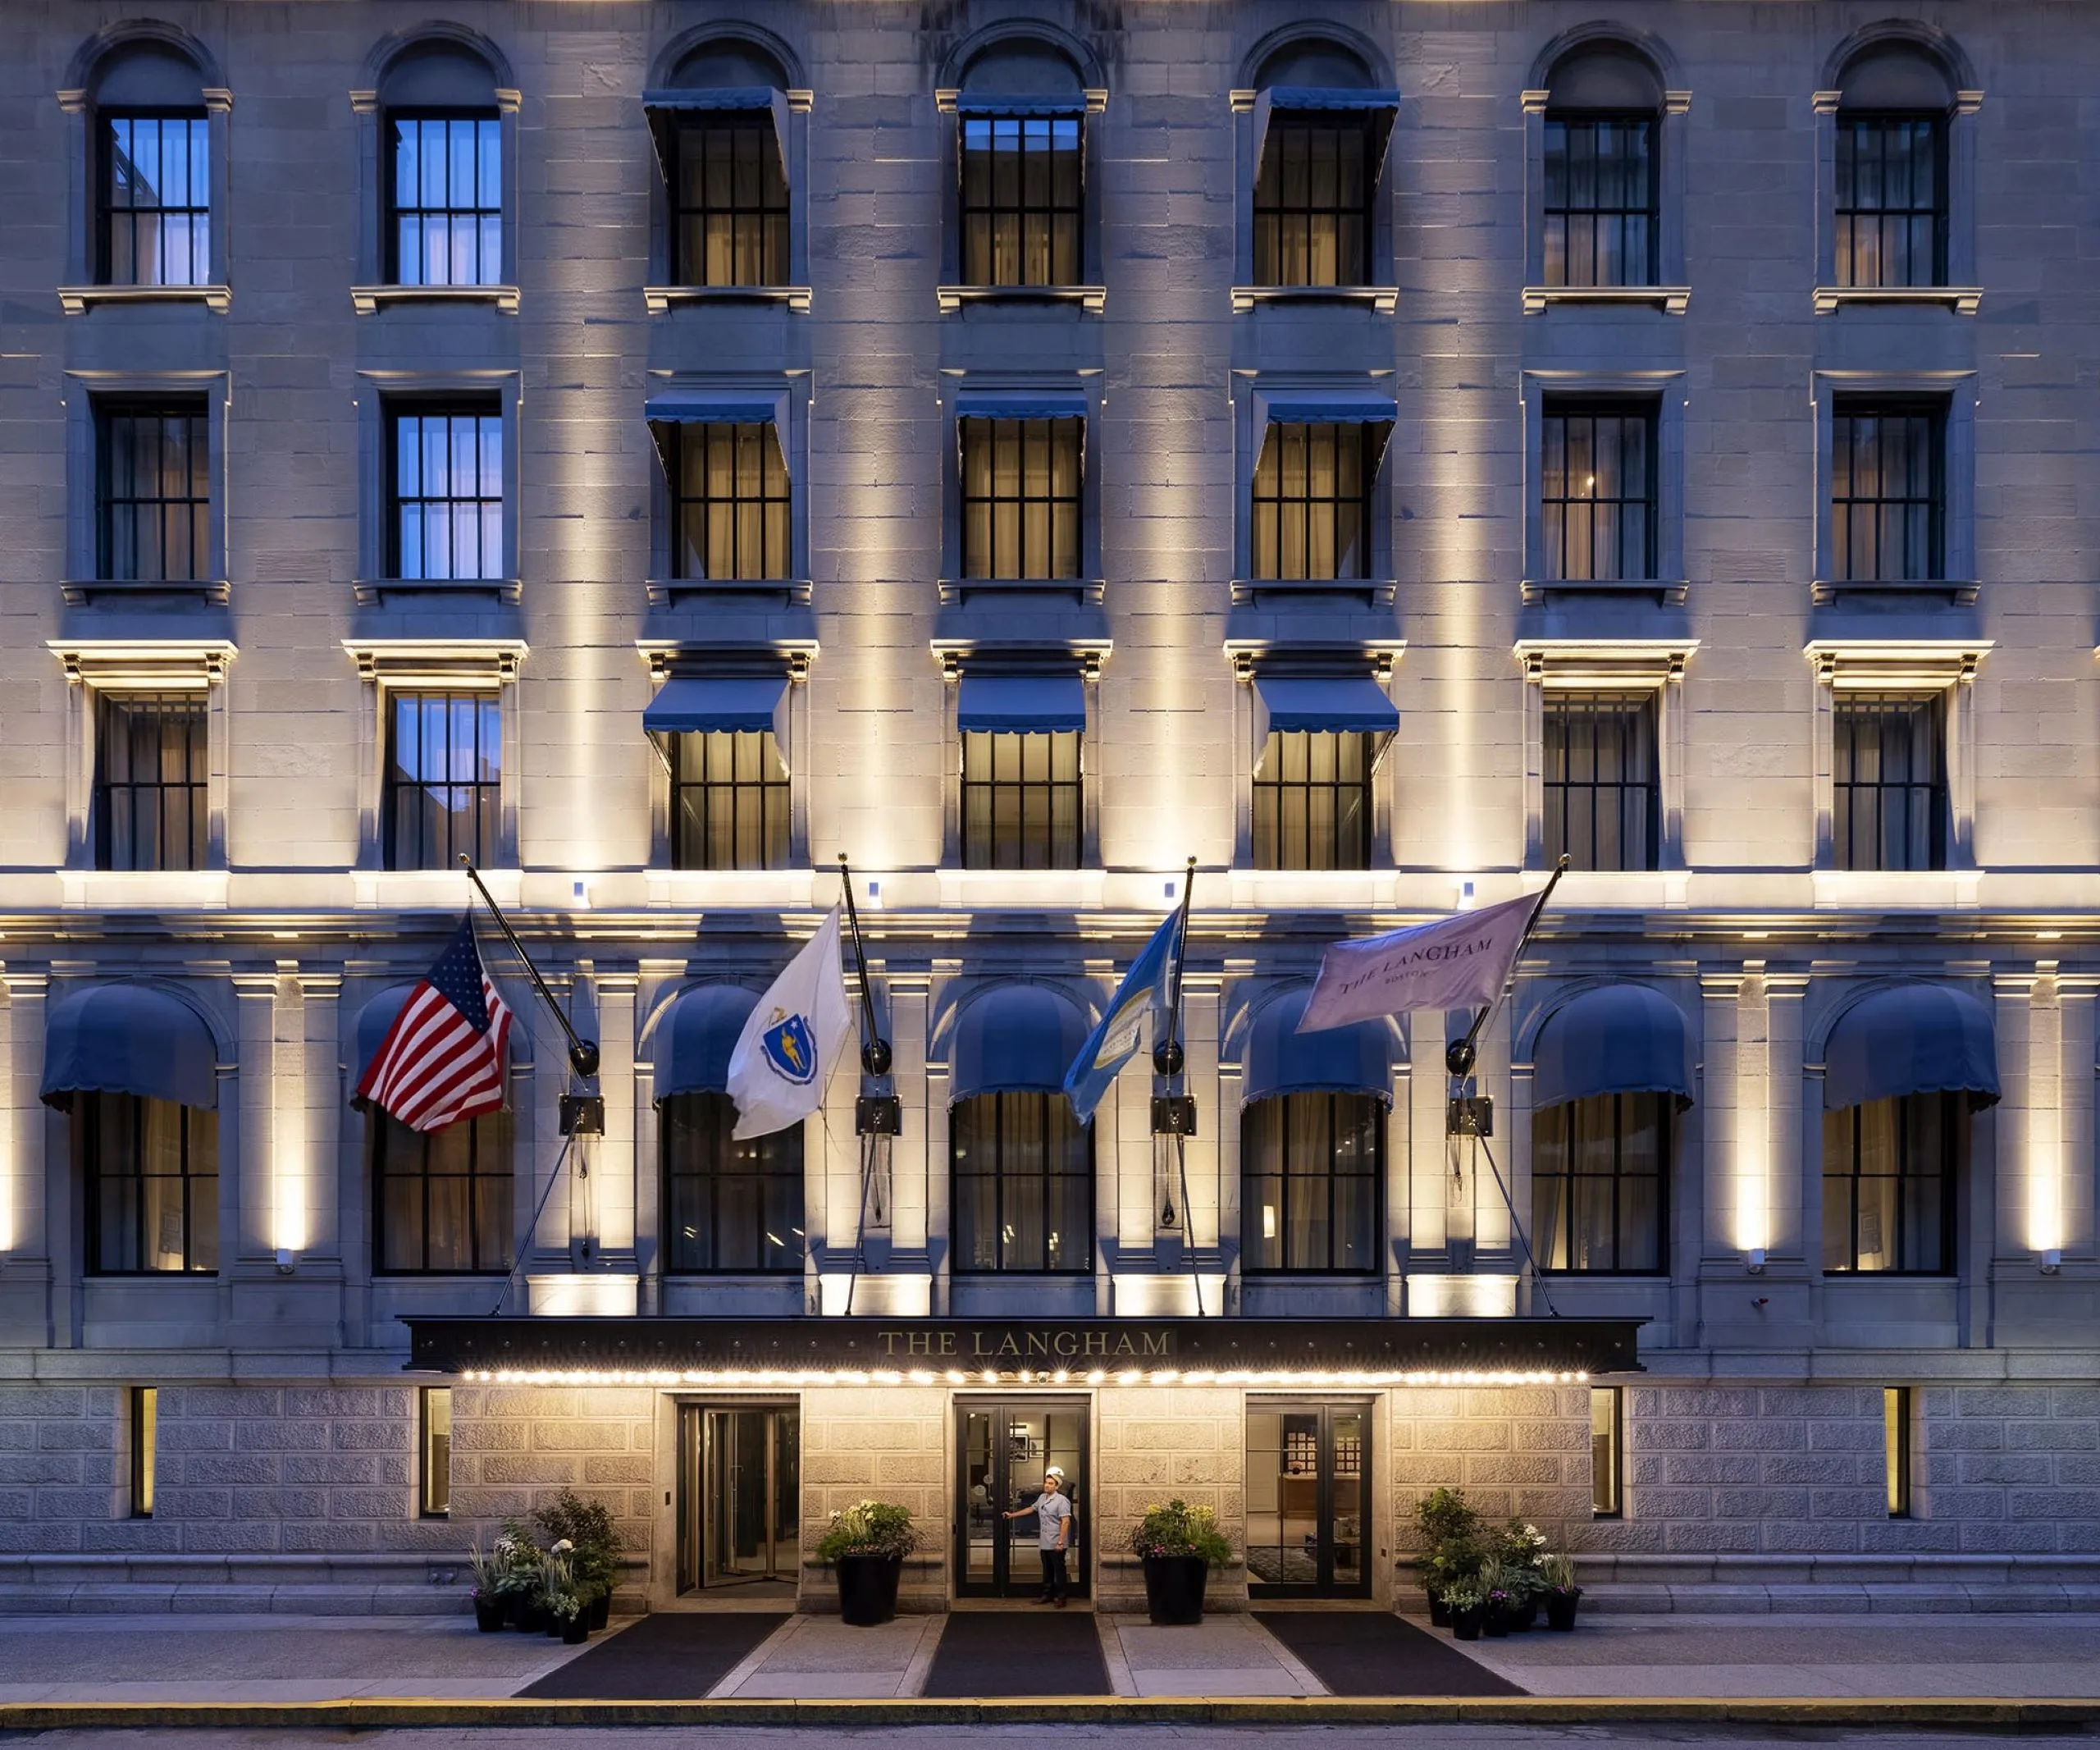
[458,857,600,1078]
[1150,857,1198,1078]
[1443,855,1568,1085]
[836,854,892,1075]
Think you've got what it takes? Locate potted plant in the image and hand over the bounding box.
[1422,1532,1483,1628]
[466,1538,506,1633]
[493,1521,546,1631]
[1541,1551,1582,1631]
[541,1546,587,1645]
[1478,1556,1514,1637]
[1498,1519,1549,1629]
[536,1488,622,1631]
[816,1501,920,1627]
[1444,1578,1487,1642]
[1128,1499,1231,1626]
[1413,1487,1481,1624]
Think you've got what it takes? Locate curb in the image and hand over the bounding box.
[2,1696,2098,1729]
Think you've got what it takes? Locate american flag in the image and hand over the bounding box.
[357,916,514,1132]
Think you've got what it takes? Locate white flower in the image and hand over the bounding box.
[553,1538,574,1553]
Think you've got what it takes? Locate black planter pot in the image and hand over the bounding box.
[1427,1592,1453,1628]
[587,1592,611,1632]
[836,1553,905,1627]
[1509,1595,1539,1631]
[560,1614,589,1645]
[509,1597,547,1633]
[1483,1602,1510,1638]
[1140,1555,1210,1626]
[1452,1606,1485,1642]
[472,1597,504,1633]
[1545,1590,1581,1632]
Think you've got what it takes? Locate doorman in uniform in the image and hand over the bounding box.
[1006,1464,1073,1606]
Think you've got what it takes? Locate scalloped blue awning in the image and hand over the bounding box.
[952,985,1091,1101]
[1532,985,1696,1111]
[1253,674,1397,737]
[956,673,1086,734]
[952,386,1089,422]
[1243,988,1391,1104]
[1824,985,2000,1111]
[652,985,760,1100]
[41,984,218,1111]
[643,675,787,736]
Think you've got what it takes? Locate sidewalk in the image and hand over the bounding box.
[1100,1613,1323,1697]
[710,1614,943,1699]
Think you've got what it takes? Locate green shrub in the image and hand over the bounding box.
[1413,1486,1481,1549]
[534,1488,623,1605]
[815,1500,920,1563]
[1126,1499,1232,1565]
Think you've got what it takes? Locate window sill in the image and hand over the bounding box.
[1812,577,1979,606]
[59,284,230,315]
[1814,286,1982,315]
[1810,869,1979,910]
[354,577,523,605]
[645,285,812,313]
[1228,869,1392,912]
[646,576,811,606]
[1522,286,1690,315]
[937,867,1106,910]
[937,285,1106,314]
[351,285,519,315]
[939,577,1103,606]
[1522,577,1689,606]
[1231,285,1398,314]
[62,577,230,606]
[646,868,828,908]
[60,870,230,909]
[1231,577,1396,606]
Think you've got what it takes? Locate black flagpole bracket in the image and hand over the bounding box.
[459,857,600,1080]
[838,854,901,1136]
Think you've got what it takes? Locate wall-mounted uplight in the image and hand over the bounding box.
[275,1248,296,1276]
[2040,1249,2062,1276]
[1746,1247,1766,1275]
[1457,880,1477,912]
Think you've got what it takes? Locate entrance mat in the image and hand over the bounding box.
[1253,1611,1527,1698]
[921,1609,1111,1698]
[517,1610,790,1699]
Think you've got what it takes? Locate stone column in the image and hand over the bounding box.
[295,971,340,1264]
[595,968,639,1265]
[0,973,49,1346]
[231,971,279,1267]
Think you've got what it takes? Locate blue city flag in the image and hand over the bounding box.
[1062,909,1185,1126]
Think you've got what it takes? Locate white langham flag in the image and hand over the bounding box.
[1297,892,1537,1033]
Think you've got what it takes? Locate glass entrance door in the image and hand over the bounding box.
[1246,1402,1371,1597]
[956,1400,1088,1599]
[677,1404,799,1595]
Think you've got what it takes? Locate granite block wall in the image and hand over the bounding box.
[445,1382,655,1562]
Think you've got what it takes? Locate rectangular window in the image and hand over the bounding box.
[1532,1092,1670,1273]
[951,1090,1093,1273]
[1541,404,1655,583]
[961,417,1082,580]
[960,114,1082,286]
[80,1094,219,1275]
[1544,693,1659,872]
[1822,1092,1957,1275]
[373,1110,513,1273]
[671,117,788,286]
[130,1387,158,1519]
[419,1387,452,1516]
[1543,115,1656,287]
[389,113,502,286]
[1240,1092,1383,1273]
[384,690,501,870]
[1252,731,1373,870]
[671,729,791,870]
[1591,1386,1623,1516]
[1883,1385,1913,1517]
[94,695,208,872]
[661,1092,805,1273]
[1831,403,1943,583]
[100,112,210,286]
[961,730,1081,870]
[1251,423,1373,581]
[1833,692,1946,871]
[669,422,791,581]
[98,403,210,583]
[389,404,503,581]
[1253,117,1371,286]
[1835,115,1947,289]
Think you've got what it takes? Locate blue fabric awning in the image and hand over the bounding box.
[1532,985,1696,1112]
[1824,985,2000,1110]
[653,984,760,1100]
[641,85,777,110]
[956,673,1086,733]
[644,674,787,736]
[952,386,1089,422]
[951,985,1092,1101]
[1261,391,1398,425]
[955,94,1088,117]
[1243,988,1391,1104]
[41,984,219,1112]
[1254,88,1400,188]
[1267,86,1404,112]
[354,983,421,1085]
[645,389,782,426]
[1253,674,1397,736]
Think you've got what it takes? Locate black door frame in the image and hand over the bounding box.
[1246,1399,1374,1600]
[952,1396,1091,1600]
[675,1400,800,1595]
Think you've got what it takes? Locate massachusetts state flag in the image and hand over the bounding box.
[357,916,514,1131]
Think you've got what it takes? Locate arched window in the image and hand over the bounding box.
[372,1110,514,1273]
[648,39,795,290]
[662,1091,805,1273]
[1832,43,1955,290]
[1541,44,1664,288]
[90,41,212,288]
[951,39,1089,290]
[1244,38,1396,289]
[378,41,504,288]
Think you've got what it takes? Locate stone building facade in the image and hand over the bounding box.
[0,0,2097,1615]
